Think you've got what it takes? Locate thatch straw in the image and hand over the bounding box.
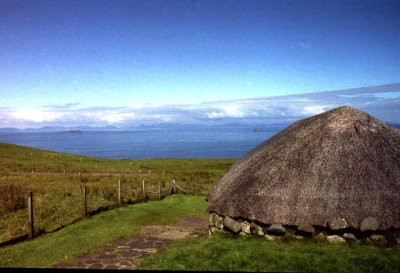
[208,106,400,229]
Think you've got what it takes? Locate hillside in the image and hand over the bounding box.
[0,142,235,243]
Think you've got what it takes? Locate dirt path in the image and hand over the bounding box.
[56,216,209,270]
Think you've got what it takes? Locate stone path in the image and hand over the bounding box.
[57,216,208,270]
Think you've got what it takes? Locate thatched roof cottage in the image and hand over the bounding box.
[208,106,400,232]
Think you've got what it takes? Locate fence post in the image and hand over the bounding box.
[158,181,161,200]
[28,191,34,239]
[79,172,81,178]
[172,179,176,194]
[142,180,146,199]
[118,179,122,205]
[82,186,87,219]
[64,170,66,176]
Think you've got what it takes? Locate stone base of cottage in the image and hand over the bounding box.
[208,213,400,246]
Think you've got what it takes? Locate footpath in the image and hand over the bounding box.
[57,216,209,270]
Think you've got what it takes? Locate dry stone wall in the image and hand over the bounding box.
[208,213,400,246]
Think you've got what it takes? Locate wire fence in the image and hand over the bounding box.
[0,173,199,247]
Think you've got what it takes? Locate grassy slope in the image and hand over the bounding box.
[0,142,234,175]
[0,195,207,268]
[0,142,234,242]
[140,235,400,273]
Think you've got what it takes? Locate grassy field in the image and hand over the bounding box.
[139,234,400,272]
[0,195,207,268]
[0,142,234,243]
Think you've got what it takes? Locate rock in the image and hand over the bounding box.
[326,235,346,243]
[239,231,248,236]
[285,227,296,235]
[365,238,373,244]
[286,234,304,240]
[223,216,242,233]
[209,213,218,226]
[395,238,400,245]
[315,232,327,241]
[250,222,264,236]
[265,235,281,241]
[327,218,349,230]
[241,221,251,234]
[267,224,286,236]
[297,223,315,234]
[294,235,304,240]
[360,217,379,232]
[215,217,224,229]
[343,233,357,241]
[369,234,386,242]
[208,226,220,236]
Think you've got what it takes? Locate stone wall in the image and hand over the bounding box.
[208,213,400,246]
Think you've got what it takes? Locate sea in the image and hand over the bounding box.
[0,125,285,159]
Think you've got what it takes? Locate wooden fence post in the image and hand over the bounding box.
[158,181,161,200]
[64,170,66,176]
[82,186,87,219]
[172,179,176,194]
[142,180,146,199]
[28,191,34,239]
[118,179,122,205]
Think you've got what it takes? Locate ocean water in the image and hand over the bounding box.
[0,125,283,159]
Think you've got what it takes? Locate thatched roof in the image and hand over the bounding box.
[208,106,400,229]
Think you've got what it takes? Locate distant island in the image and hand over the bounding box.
[63,130,82,133]
[254,128,262,132]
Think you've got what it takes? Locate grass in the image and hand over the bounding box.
[0,142,234,242]
[2,194,398,273]
[0,142,234,176]
[139,233,400,272]
[0,194,207,268]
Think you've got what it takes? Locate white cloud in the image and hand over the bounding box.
[1,84,399,128]
[11,109,64,123]
[84,111,136,124]
[301,105,328,115]
[206,104,250,119]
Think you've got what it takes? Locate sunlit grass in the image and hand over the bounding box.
[139,234,400,272]
[0,195,207,268]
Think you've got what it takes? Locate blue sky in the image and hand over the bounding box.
[0,0,399,127]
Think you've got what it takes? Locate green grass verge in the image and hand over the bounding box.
[0,194,207,268]
[139,234,400,273]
